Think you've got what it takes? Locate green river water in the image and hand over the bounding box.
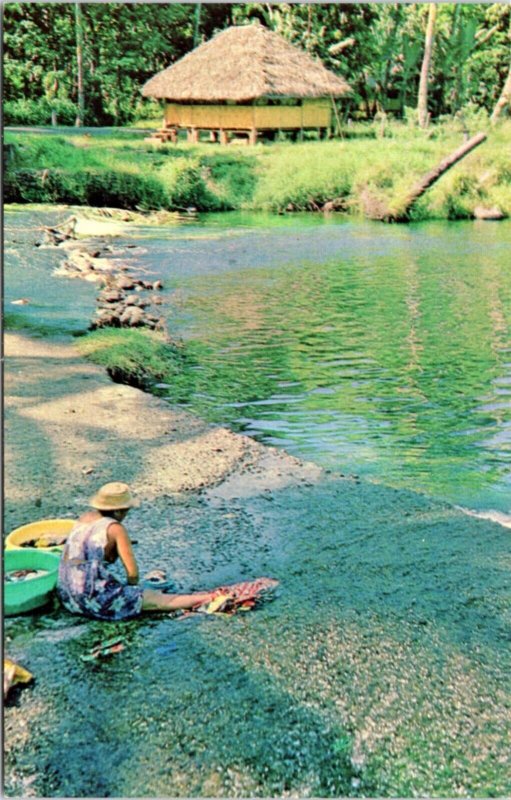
[159,214,511,513]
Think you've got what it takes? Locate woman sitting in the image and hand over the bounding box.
[58,481,215,621]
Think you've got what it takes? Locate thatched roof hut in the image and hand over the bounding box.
[143,24,350,102]
[142,24,350,144]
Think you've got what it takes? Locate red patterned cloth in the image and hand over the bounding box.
[192,577,279,614]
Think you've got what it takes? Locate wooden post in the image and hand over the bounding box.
[330,95,342,138]
[249,128,258,146]
[219,129,229,146]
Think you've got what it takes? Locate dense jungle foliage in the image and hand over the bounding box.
[3,2,511,127]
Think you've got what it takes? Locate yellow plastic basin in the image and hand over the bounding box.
[5,519,75,552]
[5,548,61,615]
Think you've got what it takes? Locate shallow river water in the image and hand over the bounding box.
[6,208,511,512]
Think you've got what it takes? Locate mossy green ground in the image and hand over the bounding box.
[5,120,511,219]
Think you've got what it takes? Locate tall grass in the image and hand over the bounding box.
[253,142,355,211]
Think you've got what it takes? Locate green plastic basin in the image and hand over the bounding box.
[4,548,61,616]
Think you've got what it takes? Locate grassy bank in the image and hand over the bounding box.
[5,120,511,220]
[76,328,194,397]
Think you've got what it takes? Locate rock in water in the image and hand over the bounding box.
[125,294,149,308]
[99,290,124,304]
[120,306,145,327]
[116,276,136,291]
[474,205,505,220]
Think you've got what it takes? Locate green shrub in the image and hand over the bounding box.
[4,98,51,126]
[7,134,101,171]
[131,98,163,122]
[4,97,78,126]
[3,167,168,208]
[159,157,223,210]
[5,121,511,220]
[84,170,168,210]
[202,153,258,207]
[3,168,85,204]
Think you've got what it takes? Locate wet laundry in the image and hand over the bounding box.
[190,577,278,616]
[5,569,48,582]
[22,535,68,548]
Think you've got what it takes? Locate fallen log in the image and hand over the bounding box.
[381,131,487,222]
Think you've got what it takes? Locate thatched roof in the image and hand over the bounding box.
[142,24,350,102]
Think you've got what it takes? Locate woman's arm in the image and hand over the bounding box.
[108,522,139,584]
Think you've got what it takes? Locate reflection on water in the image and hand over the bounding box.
[5,209,511,511]
[157,217,511,512]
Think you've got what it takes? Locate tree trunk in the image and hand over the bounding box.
[399,35,411,116]
[417,3,437,128]
[305,4,312,51]
[389,132,487,221]
[380,5,402,112]
[450,4,463,114]
[193,3,202,47]
[75,2,85,126]
[491,60,511,124]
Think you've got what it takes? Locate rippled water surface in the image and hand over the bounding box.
[6,209,511,511]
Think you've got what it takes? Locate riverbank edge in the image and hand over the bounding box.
[5,121,511,220]
[4,330,325,529]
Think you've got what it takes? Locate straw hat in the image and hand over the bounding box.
[89,482,139,511]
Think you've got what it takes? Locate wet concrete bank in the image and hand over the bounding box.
[4,333,510,798]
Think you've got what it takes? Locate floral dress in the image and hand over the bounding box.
[58,516,144,621]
